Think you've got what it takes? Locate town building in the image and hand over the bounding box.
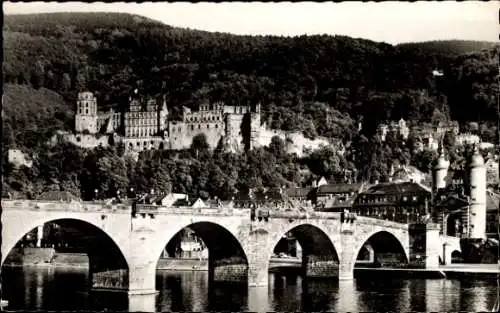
[314,183,364,212]
[352,181,432,223]
[377,118,410,142]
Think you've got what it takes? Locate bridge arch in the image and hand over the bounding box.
[2,212,130,267]
[2,216,131,291]
[352,230,409,268]
[150,220,249,283]
[269,223,339,277]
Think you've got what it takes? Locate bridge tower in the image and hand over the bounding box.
[467,144,487,239]
[432,142,449,193]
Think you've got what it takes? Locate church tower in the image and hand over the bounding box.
[467,144,487,239]
[75,91,98,134]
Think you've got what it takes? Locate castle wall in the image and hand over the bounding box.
[224,114,245,152]
[183,111,223,123]
[223,105,250,115]
[257,127,330,157]
[123,137,167,152]
[63,133,111,149]
[75,115,98,134]
[168,122,225,150]
[249,113,261,150]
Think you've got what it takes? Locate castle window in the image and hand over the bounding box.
[191,125,194,131]
[86,109,88,114]
[137,142,140,146]
[215,124,218,128]
[198,125,201,129]
[207,124,210,129]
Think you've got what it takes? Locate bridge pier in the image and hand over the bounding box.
[303,255,338,278]
[339,228,356,280]
[127,262,158,295]
[409,223,441,269]
[246,228,271,287]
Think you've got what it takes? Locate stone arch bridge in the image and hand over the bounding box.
[2,200,448,295]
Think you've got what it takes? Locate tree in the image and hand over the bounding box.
[268,136,286,158]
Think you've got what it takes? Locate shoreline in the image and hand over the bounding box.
[5,251,498,280]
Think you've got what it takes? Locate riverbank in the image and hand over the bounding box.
[3,249,209,271]
[354,264,500,279]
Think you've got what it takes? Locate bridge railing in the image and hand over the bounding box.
[355,215,409,229]
[134,204,249,216]
[1,200,131,213]
[268,210,340,220]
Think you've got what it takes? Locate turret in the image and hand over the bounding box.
[432,142,449,192]
[467,144,487,239]
[159,94,169,132]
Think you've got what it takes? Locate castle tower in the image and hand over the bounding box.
[75,91,98,134]
[467,144,487,239]
[159,95,169,135]
[249,103,261,150]
[432,142,449,192]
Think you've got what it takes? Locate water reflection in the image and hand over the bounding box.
[248,286,270,313]
[1,267,498,312]
[129,293,156,312]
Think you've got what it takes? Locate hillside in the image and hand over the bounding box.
[3,13,499,140]
[2,84,74,154]
[2,12,499,201]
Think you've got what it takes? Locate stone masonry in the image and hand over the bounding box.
[2,200,449,293]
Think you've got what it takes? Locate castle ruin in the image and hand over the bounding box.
[73,91,261,152]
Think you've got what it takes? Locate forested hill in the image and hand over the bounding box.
[3,12,499,146]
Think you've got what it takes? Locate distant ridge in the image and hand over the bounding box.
[397,40,499,55]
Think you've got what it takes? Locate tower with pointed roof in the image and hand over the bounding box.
[432,140,450,192]
[467,143,487,239]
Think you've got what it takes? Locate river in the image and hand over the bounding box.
[1,267,497,312]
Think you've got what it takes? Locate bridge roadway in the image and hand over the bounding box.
[1,199,458,295]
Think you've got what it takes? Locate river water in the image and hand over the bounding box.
[1,267,498,312]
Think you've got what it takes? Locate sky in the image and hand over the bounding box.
[3,1,499,44]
